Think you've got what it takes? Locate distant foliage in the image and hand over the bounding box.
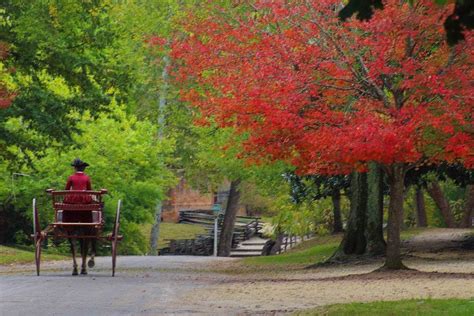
[3,107,177,253]
[0,41,15,108]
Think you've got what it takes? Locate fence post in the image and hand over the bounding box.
[213,216,218,257]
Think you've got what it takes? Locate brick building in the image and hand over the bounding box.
[161,178,247,222]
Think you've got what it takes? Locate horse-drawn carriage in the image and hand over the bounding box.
[31,189,122,276]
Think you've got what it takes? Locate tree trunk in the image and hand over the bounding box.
[366,162,386,255]
[332,172,368,258]
[149,202,162,255]
[149,54,170,255]
[217,179,241,257]
[331,190,344,234]
[415,187,428,227]
[461,184,474,228]
[384,163,407,270]
[270,228,284,255]
[426,181,455,228]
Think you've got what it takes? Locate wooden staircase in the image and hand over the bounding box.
[160,210,308,257]
[230,235,306,257]
[230,237,269,257]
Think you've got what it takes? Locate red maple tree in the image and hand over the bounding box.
[0,41,15,109]
[170,0,473,269]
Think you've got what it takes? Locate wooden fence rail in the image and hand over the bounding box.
[159,210,262,256]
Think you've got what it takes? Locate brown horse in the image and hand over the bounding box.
[66,230,98,275]
[66,228,93,275]
[62,211,97,275]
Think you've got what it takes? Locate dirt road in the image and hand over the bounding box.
[1,229,473,315]
[0,256,240,315]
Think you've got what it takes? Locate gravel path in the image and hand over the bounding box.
[182,261,474,314]
[1,229,473,315]
[403,228,474,253]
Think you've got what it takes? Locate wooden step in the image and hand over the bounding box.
[241,242,268,246]
[230,251,263,257]
[231,246,264,252]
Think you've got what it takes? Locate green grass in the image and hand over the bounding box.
[239,227,427,271]
[139,222,207,250]
[295,299,474,316]
[0,245,68,265]
[258,216,274,224]
[242,234,341,268]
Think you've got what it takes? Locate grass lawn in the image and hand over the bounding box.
[238,227,427,271]
[241,234,341,269]
[0,245,68,265]
[139,222,207,250]
[295,299,474,316]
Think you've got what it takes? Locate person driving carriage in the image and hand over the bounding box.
[63,158,93,223]
[33,159,119,276]
[62,158,99,275]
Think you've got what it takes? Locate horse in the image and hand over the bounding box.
[62,210,97,275]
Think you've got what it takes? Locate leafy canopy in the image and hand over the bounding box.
[7,106,176,254]
[171,0,473,175]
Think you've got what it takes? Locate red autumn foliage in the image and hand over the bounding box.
[0,41,15,109]
[168,0,473,269]
[144,36,167,47]
[170,0,473,174]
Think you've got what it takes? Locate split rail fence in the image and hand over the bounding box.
[159,210,262,256]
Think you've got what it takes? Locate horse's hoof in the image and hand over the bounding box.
[80,268,88,275]
[72,268,78,276]
[88,258,95,268]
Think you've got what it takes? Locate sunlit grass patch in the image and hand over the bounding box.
[139,222,207,250]
[0,245,67,265]
[294,298,474,316]
[242,234,341,268]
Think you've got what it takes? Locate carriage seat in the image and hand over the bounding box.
[46,189,107,226]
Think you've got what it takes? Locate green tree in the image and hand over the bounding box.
[0,0,132,166]
[8,106,176,254]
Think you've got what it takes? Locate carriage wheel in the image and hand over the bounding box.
[111,200,121,277]
[32,198,42,276]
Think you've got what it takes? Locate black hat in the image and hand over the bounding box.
[71,158,89,168]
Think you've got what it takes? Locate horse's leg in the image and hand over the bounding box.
[69,237,78,276]
[80,237,89,275]
[88,238,96,268]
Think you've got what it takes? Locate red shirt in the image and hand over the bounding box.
[65,172,92,191]
[64,172,92,204]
